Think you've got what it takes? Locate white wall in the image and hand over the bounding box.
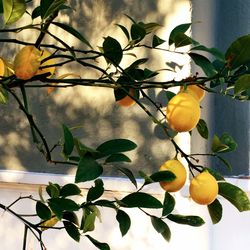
[0,172,249,250]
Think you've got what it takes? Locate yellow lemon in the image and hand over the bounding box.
[159,159,187,192]
[166,92,201,132]
[189,171,219,205]
[180,84,205,102]
[36,49,56,78]
[14,45,41,80]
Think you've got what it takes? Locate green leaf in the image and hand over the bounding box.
[120,192,163,209]
[127,58,148,69]
[131,23,146,42]
[2,0,26,25]
[234,74,250,94]
[211,134,230,153]
[48,198,79,220]
[0,87,8,104]
[191,45,225,62]
[205,168,225,181]
[40,0,66,19]
[196,119,209,139]
[63,211,79,226]
[216,155,232,171]
[151,216,171,242]
[103,36,123,65]
[31,6,41,19]
[189,52,217,77]
[165,91,176,102]
[152,35,166,48]
[62,124,74,157]
[60,183,81,197]
[83,212,96,233]
[0,0,3,13]
[143,68,158,79]
[74,138,98,158]
[85,235,110,250]
[140,22,162,34]
[116,167,137,188]
[169,23,191,46]
[218,182,250,212]
[220,133,237,153]
[96,139,137,157]
[162,192,175,216]
[63,221,80,242]
[207,199,223,224]
[116,210,131,236]
[225,34,250,69]
[46,182,60,198]
[52,22,92,48]
[105,153,131,163]
[167,214,205,227]
[36,201,52,220]
[116,24,130,40]
[75,156,103,183]
[172,33,194,48]
[93,199,117,209]
[150,170,176,182]
[87,179,104,202]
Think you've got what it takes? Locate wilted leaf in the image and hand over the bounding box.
[207,199,223,224]
[83,212,96,233]
[219,182,250,212]
[0,87,8,104]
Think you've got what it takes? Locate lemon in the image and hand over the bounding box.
[36,49,56,78]
[117,89,136,107]
[189,171,219,205]
[180,84,205,102]
[166,92,201,132]
[159,159,187,192]
[14,45,41,80]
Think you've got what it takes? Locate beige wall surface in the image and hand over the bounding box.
[0,0,191,175]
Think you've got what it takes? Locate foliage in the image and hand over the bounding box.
[0,0,250,249]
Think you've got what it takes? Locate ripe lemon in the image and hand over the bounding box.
[117,89,136,107]
[189,171,219,205]
[0,58,5,77]
[166,92,201,132]
[180,84,205,102]
[36,49,56,78]
[14,45,41,80]
[159,159,187,192]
